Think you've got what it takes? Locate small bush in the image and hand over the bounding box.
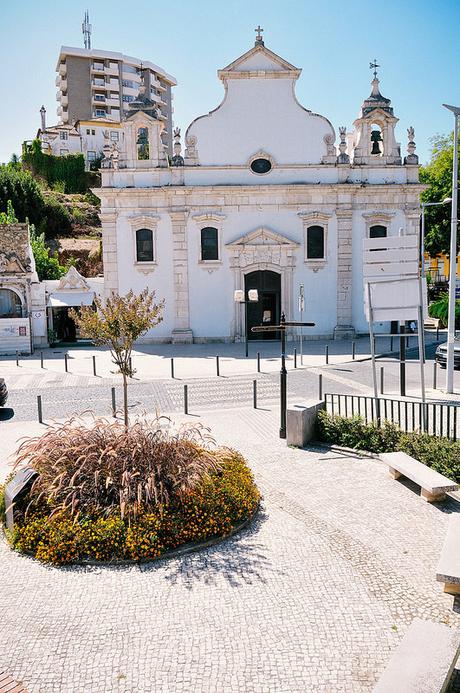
[316,410,460,483]
[41,196,72,237]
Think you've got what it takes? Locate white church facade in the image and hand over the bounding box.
[96,33,424,343]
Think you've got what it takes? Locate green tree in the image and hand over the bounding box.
[0,164,45,226]
[30,227,69,280]
[420,132,458,256]
[70,290,164,427]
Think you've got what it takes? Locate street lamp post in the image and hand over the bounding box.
[252,314,315,439]
[443,104,460,393]
[234,289,259,357]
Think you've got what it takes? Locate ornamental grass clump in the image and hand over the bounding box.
[13,417,221,521]
[5,417,260,565]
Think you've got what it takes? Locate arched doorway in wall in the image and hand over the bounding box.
[244,270,281,340]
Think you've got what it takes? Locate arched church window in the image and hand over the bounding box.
[250,158,272,175]
[369,225,387,239]
[0,289,22,318]
[370,125,383,155]
[136,228,154,262]
[306,225,325,260]
[201,227,219,261]
[137,128,150,160]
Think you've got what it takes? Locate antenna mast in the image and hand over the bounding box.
[82,10,92,50]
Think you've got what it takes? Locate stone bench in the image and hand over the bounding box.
[373,618,460,693]
[380,451,458,502]
[436,514,460,595]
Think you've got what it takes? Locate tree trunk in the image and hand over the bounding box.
[122,372,128,428]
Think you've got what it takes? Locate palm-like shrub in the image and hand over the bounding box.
[14,417,223,520]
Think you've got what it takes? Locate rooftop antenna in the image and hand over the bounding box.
[82,10,92,50]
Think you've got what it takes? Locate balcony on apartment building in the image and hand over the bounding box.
[58,62,67,76]
[91,61,120,76]
[92,77,107,88]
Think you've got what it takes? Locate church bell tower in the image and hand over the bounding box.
[352,61,402,165]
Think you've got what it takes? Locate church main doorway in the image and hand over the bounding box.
[244,270,281,340]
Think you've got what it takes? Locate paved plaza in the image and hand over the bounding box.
[1,405,460,692]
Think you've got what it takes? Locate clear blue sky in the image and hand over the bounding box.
[1,0,459,165]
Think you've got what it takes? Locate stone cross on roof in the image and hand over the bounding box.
[254,25,264,45]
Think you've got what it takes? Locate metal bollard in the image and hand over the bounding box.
[216,355,220,377]
[253,379,257,409]
[170,358,175,379]
[257,352,261,373]
[294,348,297,368]
[318,373,323,400]
[352,341,356,360]
[37,395,43,424]
[64,352,68,373]
[325,345,329,365]
[92,355,97,377]
[184,384,188,415]
[40,351,44,369]
[436,325,439,341]
[390,336,394,352]
[380,366,384,395]
[433,362,437,390]
[111,387,116,417]
[16,350,19,367]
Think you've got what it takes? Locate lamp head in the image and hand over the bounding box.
[443,104,460,117]
[248,289,259,302]
[234,290,244,303]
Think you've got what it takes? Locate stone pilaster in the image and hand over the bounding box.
[405,211,421,237]
[334,208,355,339]
[169,209,193,343]
[100,213,119,297]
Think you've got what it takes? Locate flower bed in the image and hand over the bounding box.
[0,418,260,565]
[316,410,460,483]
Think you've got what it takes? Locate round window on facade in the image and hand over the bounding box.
[250,158,272,174]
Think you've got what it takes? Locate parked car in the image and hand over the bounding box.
[0,378,8,406]
[435,338,460,369]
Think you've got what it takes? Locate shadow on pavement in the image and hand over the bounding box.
[141,508,276,589]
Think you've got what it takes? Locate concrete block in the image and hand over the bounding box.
[373,618,460,693]
[286,400,325,448]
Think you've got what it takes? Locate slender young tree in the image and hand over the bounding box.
[70,289,164,426]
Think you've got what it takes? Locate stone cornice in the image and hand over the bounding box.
[98,183,427,197]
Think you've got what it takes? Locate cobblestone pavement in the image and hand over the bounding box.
[1,407,460,692]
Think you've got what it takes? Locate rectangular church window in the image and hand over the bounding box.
[136,228,154,262]
[201,227,219,261]
[306,225,325,259]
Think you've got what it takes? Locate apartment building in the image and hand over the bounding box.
[55,47,176,153]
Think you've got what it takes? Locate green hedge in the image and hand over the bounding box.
[316,411,460,483]
[23,140,86,194]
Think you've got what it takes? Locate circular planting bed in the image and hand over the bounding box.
[0,418,260,566]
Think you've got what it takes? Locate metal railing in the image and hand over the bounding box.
[325,392,460,441]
